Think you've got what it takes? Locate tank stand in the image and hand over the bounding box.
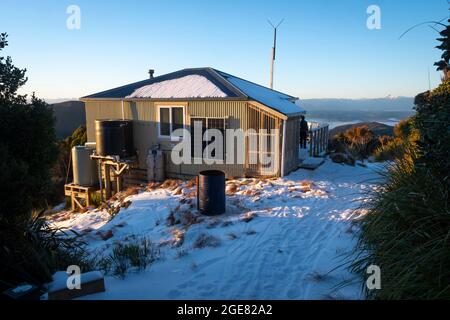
[64,183,94,211]
[90,155,135,202]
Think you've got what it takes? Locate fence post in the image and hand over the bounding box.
[321,127,325,154]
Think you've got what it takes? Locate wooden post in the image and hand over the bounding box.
[319,129,322,155]
[320,127,325,154]
[309,131,313,157]
[116,164,122,193]
[314,131,318,156]
[104,163,111,199]
[97,160,104,202]
[319,128,322,154]
[316,130,320,156]
[86,191,90,207]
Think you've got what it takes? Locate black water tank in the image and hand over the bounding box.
[95,119,135,158]
[197,170,226,215]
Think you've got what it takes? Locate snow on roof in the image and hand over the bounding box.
[83,67,304,116]
[126,74,228,99]
[215,70,304,116]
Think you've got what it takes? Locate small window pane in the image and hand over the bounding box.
[160,108,170,136]
[172,107,184,133]
[190,118,206,158]
[207,118,225,160]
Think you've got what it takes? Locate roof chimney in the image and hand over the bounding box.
[149,69,155,79]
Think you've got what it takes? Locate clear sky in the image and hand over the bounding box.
[1,0,448,99]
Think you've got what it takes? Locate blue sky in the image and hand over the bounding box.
[1,0,448,99]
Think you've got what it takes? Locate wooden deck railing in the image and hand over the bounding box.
[308,122,329,157]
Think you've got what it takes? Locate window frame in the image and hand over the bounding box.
[190,116,227,162]
[157,105,186,141]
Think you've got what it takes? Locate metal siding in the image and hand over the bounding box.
[180,100,249,178]
[126,101,158,167]
[85,100,123,142]
[85,99,287,178]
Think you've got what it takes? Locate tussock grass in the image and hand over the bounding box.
[99,238,160,278]
[193,233,221,249]
[351,79,450,299]
[351,154,450,299]
[0,209,96,286]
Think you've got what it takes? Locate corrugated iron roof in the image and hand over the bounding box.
[81,67,304,115]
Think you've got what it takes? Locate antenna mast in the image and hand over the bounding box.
[268,19,284,89]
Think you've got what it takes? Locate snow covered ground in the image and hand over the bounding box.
[48,160,383,300]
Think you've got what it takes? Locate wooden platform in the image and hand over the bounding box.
[64,183,95,211]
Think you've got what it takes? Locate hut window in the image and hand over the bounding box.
[172,108,184,132]
[158,106,185,139]
[190,117,226,161]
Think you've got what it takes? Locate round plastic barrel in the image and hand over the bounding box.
[197,170,226,215]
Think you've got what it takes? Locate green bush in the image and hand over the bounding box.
[351,152,450,299]
[0,210,94,285]
[373,118,419,162]
[330,126,380,162]
[352,79,450,299]
[373,138,405,161]
[413,80,450,181]
[0,33,82,287]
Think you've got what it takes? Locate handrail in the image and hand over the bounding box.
[308,121,329,132]
[306,122,330,157]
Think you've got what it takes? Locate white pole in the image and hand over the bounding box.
[121,100,125,120]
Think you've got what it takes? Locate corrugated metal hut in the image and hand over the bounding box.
[80,67,305,179]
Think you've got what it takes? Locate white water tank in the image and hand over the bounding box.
[72,146,98,186]
[147,147,164,182]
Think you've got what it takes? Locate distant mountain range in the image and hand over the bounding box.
[299,96,414,112]
[329,122,394,138]
[50,100,85,139]
[298,97,415,125]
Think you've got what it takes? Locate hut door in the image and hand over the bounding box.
[246,105,281,176]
